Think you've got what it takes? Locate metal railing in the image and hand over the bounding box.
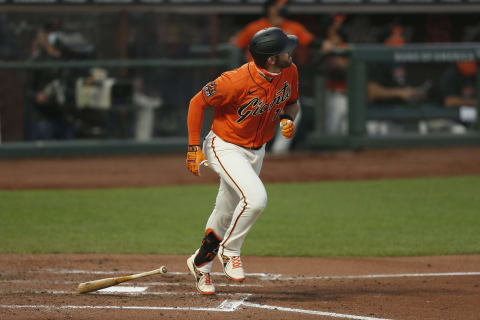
[306,43,480,149]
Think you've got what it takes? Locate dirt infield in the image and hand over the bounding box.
[1,254,479,319]
[1,146,480,189]
[1,146,480,319]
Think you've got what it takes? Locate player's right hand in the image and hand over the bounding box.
[186,145,209,176]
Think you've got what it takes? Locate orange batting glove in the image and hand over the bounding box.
[279,116,295,139]
[186,145,209,176]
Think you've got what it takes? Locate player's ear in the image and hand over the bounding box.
[266,55,277,66]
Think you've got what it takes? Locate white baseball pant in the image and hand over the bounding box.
[196,130,267,273]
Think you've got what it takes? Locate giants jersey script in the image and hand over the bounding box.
[198,62,298,149]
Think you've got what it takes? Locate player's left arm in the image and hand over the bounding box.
[283,101,300,120]
[279,66,300,139]
[279,101,299,139]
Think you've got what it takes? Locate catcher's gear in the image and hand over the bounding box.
[279,115,294,139]
[186,145,209,176]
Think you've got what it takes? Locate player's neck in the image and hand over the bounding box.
[256,65,281,82]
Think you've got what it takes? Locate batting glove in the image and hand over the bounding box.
[186,145,209,176]
[279,115,295,139]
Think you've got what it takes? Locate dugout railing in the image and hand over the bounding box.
[1,44,480,157]
[306,43,480,149]
[0,48,241,157]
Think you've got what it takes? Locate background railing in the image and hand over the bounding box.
[1,9,480,156]
[305,43,480,150]
[0,46,241,156]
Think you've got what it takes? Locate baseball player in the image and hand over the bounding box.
[186,27,300,295]
[231,0,313,155]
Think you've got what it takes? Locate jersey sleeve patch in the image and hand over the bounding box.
[204,81,217,98]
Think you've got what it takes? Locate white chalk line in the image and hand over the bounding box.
[146,281,262,287]
[99,286,147,293]
[279,272,480,281]
[37,269,283,280]
[4,289,252,297]
[32,269,480,281]
[243,302,392,320]
[0,299,392,319]
[0,279,261,287]
[0,296,251,313]
[3,270,479,319]
[0,304,235,312]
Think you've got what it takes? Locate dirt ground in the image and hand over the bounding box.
[1,146,480,190]
[0,255,479,320]
[1,146,480,319]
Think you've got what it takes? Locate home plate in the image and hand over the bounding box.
[98,286,148,293]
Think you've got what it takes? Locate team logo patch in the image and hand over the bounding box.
[204,81,217,98]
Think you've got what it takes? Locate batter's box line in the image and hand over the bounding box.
[242,302,392,320]
[38,269,283,280]
[3,289,253,297]
[0,279,262,287]
[278,271,480,281]
[0,300,393,320]
[29,269,480,282]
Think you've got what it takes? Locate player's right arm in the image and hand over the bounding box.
[186,74,235,176]
[186,92,209,176]
[187,92,208,147]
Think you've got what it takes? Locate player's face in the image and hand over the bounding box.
[274,52,293,68]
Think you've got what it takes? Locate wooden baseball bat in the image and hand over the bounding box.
[77,266,168,294]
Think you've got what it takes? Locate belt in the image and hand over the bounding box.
[241,145,263,151]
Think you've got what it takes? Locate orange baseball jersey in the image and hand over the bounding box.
[235,18,314,61]
[188,62,299,149]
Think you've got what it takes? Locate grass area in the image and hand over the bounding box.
[1,176,479,256]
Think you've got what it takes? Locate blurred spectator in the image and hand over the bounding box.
[26,21,79,140]
[442,60,477,108]
[0,16,18,60]
[128,13,198,138]
[425,15,452,43]
[231,0,315,65]
[230,0,316,154]
[438,60,477,132]
[0,16,24,142]
[323,14,349,135]
[31,21,62,60]
[366,25,429,134]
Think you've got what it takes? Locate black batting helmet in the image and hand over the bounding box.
[248,27,298,65]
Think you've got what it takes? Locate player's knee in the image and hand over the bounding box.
[247,192,267,212]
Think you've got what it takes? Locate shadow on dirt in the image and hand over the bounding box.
[244,286,468,303]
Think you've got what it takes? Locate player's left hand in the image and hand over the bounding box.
[186,145,209,176]
[280,118,295,139]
